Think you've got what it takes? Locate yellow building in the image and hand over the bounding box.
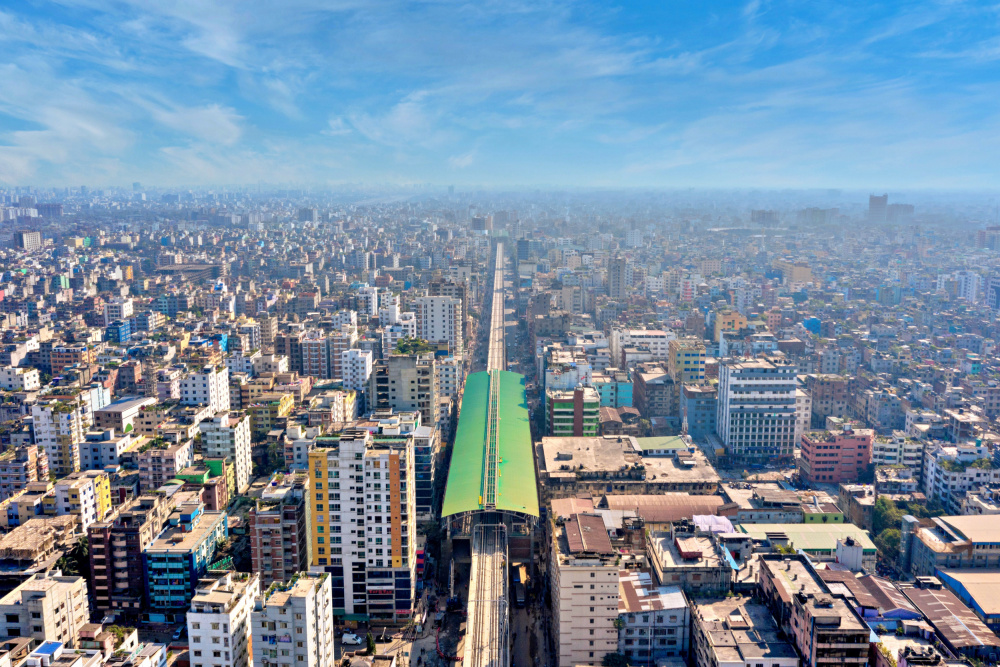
[772,258,814,284]
[45,470,110,530]
[714,310,748,342]
[667,337,707,383]
[248,392,295,439]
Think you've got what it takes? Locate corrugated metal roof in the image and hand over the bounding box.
[441,371,539,517]
[565,513,614,555]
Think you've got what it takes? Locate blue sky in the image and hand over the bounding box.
[1,0,999,188]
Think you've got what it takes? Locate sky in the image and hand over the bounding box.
[1,0,999,189]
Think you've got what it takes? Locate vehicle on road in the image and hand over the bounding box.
[172,627,185,641]
[342,633,364,646]
[513,582,526,608]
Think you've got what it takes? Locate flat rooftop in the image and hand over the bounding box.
[538,436,720,485]
[737,522,877,552]
[695,597,798,662]
[650,534,721,569]
[146,511,225,554]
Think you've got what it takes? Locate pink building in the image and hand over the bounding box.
[798,428,874,485]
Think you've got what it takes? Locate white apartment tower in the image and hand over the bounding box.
[252,572,335,667]
[187,571,260,667]
[341,349,372,392]
[412,295,463,353]
[181,365,231,413]
[201,412,253,494]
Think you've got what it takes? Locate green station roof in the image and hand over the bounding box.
[442,370,539,517]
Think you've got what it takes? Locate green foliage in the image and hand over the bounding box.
[365,632,376,656]
[106,625,134,649]
[395,337,435,355]
[58,537,91,579]
[602,653,631,667]
[874,529,901,560]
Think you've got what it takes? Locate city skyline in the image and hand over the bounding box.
[2,1,1000,188]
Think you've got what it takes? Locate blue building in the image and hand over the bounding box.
[105,320,132,343]
[681,383,717,440]
[802,317,821,335]
[143,503,227,620]
[592,369,633,408]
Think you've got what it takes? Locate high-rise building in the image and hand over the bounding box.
[547,387,600,437]
[868,193,888,222]
[251,572,335,667]
[180,365,231,413]
[249,471,309,588]
[88,494,173,616]
[0,445,47,501]
[144,503,228,613]
[550,513,620,667]
[412,296,463,353]
[13,230,42,251]
[0,573,89,646]
[717,358,799,464]
[187,571,260,667]
[369,354,438,427]
[341,349,372,392]
[307,428,417,623]
[32,399,87,476]
[608,257,630,300]
[200,412,253,494]
[667,338,706,383]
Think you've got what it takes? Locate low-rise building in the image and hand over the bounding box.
[758,554,870,667]
[691,596,798,667]
[647,523,731,597]
[617,570,689,666]
[902,514,1000,576]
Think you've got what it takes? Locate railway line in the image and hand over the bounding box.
[465,241,511,667]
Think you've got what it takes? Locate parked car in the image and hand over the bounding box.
[172,627,185,641]
[342,633,364,646]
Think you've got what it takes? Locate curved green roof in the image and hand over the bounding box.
[442,370,539,517]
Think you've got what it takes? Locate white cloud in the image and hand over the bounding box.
[148,103,244,145]
[447,149,476,168]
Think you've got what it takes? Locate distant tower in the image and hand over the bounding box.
[868,194,888,222]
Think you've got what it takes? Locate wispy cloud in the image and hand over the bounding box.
[0,0,998,186]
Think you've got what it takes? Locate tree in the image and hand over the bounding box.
[602,653,630,667]
[873,496,905,535]
[365,632,376,656]
[875,529,901,561]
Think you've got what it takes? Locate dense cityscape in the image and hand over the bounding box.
[0,187,993,667]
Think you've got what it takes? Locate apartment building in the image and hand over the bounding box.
[251,572,335,667]
[922,442,1000,513]
[547,386,600,437]
[0,445,48,501]
[80,429,133,469]
[717,358,799,464]
[88,494,172,616]
[647,526,731,597]
[32,399,87,476]
[94,396,157,433]
[249,472,309,588]
[138,439,193,492]
[144,503,228,615]
[610,329,675,366]
[200,412,253,494]
[412,295,463,353]
[692,597,797,667]
[0,366,40,391]
[307,428,417,623]
[341,349,372,392]
[758,555,869,667]
[369,354,438,428]
[617,571,689,666]
[187,571,259,667]
[797,428,874,485]
[551,513,620,667]
[47,470,111,530]
[0,573,89,647]
[803,374,850,427]
[180,365,231,414]
[872,432,924,470]
[667,337,706,383]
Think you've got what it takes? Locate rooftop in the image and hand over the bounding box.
[694,597,798,663]
[737,522,877,552]
[618,570,686,613]
[146,511,225,554]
